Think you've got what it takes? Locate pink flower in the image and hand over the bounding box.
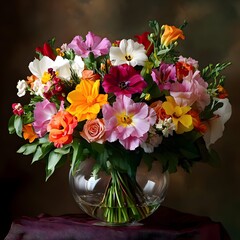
[170,70,210,111]
[102,64,147,96]
[68,32,111,58]
[151,63,176,90]
[102,95,156,150]
[80,118,106,144]
[33,99,58,137]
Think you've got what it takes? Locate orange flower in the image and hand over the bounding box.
[150,100,170,120]
[189,110,207,133]
[47,111,78,148]
[161,25,185,47]
[67,79,108,121]
[217,85,228,99]
[23,124,38,143]
[81,69,100,81]
[27,75,38,89]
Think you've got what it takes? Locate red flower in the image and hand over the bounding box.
[135,32,153,56]
[36,42,56,60]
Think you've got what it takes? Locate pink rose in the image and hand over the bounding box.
[80,119,106,144]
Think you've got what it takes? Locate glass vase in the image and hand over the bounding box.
[69,157,169,226]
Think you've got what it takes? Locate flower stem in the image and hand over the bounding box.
[96,169,151,224]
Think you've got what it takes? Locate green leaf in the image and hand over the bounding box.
[45,151,62,180]
[8,115,16,134]
[32,142,53,163]
[17,143,38,155]
[21,143,38,155]
[14,115,23,137]
[32,146,43,163]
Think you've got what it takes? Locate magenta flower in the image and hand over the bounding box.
[102,95,156,150]
[68,32,111,58]
[151,63,176,90]
[33,99,58,137]
[102,64,147,96]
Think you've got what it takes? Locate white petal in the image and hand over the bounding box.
[203,98,232,148]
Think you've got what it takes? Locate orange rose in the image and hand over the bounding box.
[82,69,100,81]
[80,118,106,144]
[47,111,78,148]
[161,25,185,47]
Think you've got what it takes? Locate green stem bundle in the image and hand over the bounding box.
[96,170,150,224]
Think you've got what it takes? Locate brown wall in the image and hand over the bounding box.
[1,0,240,239]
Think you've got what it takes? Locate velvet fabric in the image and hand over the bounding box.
[5,206,231,240]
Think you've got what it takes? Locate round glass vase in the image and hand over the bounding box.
[69,157,169,226]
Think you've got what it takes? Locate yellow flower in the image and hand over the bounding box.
[161,25,185,47]
[162,96,193,134]
[67,79,108,121]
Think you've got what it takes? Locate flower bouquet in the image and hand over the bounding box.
[8,20,232,224]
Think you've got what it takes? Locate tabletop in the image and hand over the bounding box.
[5,206,231,240]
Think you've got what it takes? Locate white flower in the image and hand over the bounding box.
[203,98,232,148]
[109,39,148,67]
[71,55,85,78]
[16,80,28,97]
[28,56,54,80]
[156,118,176,137]
[32,79,45,97]
[141,127,162,153]
[28,55,84,82]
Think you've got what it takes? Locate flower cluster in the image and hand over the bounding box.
[8,20,231,180]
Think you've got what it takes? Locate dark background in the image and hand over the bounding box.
[1,0,239,239]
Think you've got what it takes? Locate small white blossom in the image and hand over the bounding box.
[16,80,28,97]
[141,127,163,153]
[156,117,176,137]
[32,79,45,97]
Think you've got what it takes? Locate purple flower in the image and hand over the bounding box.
[151,63,176,90]
[33,99,58,137]
[102,64,147,97]
[68,32,111,58]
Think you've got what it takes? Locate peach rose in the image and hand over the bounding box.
[161,25,185,47]
[80,118,106,143]
[81,69,100,81]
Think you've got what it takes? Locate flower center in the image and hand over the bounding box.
[173,106,182,118]
[125,55,132,61]
[119,81,129,89]
[121,115,132,125]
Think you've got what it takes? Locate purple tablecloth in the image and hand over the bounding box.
[5,206,231,240]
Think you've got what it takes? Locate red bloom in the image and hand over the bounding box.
[36,43,56,60]
[135,32,153,56]
[12,103,24,116]
[175,61,195,82]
